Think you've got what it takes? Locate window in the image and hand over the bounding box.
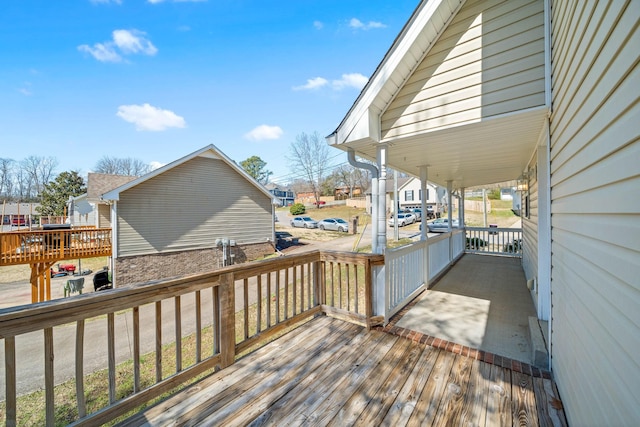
[405,190,414,201]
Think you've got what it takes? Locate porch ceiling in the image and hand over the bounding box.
[346,106,547,189]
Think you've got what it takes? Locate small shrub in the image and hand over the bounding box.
[503,239,522,253]
[466,237,487,249]
[487,189,501,200]
[289,203,305,215]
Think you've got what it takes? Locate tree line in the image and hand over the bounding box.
[2,132,372,216]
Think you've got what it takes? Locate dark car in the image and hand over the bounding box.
[426,218,460,232]
[317,218,349,232]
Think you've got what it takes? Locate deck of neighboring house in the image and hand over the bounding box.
[121,315,566,426]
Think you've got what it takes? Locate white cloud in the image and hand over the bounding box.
[78,42,122,62]
[18,82,33,96]
[313,21,324,30]
[292,77,328,91]
[149,161,165,170]
[244,125,283,141]
[349,18,386,30]
[332,73,368,90]
[293,73,368,92]
[78,29,157,62]
[116,103,186,131]
[113,30,158,55]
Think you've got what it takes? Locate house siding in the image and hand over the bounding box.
[117,156,273,257]
[522,159,539,312]
[381,0,545,140]
[549,1,640,426]
[97,204,111,228]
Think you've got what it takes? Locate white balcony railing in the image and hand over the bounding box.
[384,228,466,322]
[465,227,523,257]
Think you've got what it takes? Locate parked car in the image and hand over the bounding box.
[317,218,349,232]
[409,208,422,221]
[426,218,460,232]
[388,213,416,227]
[290,216,318,228]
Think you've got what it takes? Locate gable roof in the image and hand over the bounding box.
[87,173,138,200]
[328,0,549,189]
[102,144,276,203]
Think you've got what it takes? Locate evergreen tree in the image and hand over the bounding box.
[240,156,272,184]
[38,171,86,216]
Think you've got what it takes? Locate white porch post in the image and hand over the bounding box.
[376,144,388,254]
[538,124,552,322]
[459,187,465,226]
[109,201,117,286]
[446,181,453,231]
[420,166,428,241]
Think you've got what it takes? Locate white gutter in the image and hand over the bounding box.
[347,149,381,254]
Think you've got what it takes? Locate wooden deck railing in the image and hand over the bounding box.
[0,250,383,426]
[0,228,111,266]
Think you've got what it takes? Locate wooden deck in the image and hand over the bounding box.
[121,316,567,427]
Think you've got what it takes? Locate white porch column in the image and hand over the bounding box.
[459,187,465,226]
[420,166,428,241]
[537,125,552,322]
[446,180,453,231]
[376,144,388,254]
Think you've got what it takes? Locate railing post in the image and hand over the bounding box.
[313,260,325,307]
[219,272,236,369]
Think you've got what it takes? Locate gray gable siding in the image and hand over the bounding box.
[117,156,272,257]
[381,0,545,140]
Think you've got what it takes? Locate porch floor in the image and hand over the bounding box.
[394,254,539,366]
[121,316,566,426]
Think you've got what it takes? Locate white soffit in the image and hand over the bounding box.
[351,106,548,188]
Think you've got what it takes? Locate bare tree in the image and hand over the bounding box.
[20,155,58,198]
[0,158,15,199]
[287,132,330,206]
[95,156,151,176]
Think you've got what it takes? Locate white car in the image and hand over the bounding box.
[388,213,416,227]
[290,216,318,228]
[317,218,349,232]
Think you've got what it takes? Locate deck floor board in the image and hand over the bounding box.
[121,316,567,427]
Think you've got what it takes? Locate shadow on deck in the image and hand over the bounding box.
[121,316,566,426]
[392,254,543,367]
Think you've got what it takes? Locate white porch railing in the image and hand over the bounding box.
[465,227,523,257]
[384,228,466,322]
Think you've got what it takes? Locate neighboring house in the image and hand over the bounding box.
[264,183,295,206]
[327,0,639,425]
[334,186,363,199]
[101,145,276,286]
[396,177,445,211]
[69,173,137,228]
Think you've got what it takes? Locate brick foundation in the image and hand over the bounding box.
[114,242,274,286]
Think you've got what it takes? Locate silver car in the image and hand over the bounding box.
[290,216,318,228]
[388,213,416,227]
[317,218,349,232]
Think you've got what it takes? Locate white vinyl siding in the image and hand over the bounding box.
[97,204,111,228]
[381,0,545,140]
[549,1,640,426]
[522,159,539,311]
[117,156,273,257]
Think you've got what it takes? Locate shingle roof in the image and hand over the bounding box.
[87,173,137,200]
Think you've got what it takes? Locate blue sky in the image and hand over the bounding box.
[1,0,418,184]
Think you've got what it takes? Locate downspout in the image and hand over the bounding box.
[347,149,380,254]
